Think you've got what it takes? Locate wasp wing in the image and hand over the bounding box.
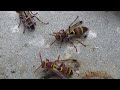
[66,21,82,34]
[49,68,67,79]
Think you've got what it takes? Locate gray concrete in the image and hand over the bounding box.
[0,11,120,79]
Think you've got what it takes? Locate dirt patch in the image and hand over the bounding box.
[81,71,113,79]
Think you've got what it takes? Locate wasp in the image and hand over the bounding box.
[16,11,49,33]
[44,55,80,79]
[50,16,88,52]
[34,53,67,79]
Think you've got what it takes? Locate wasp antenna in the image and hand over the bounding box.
[57,55,61,61]
[18,19,22,28]
[69,16,79,28]
[50,40,56,46]
[49,34,55,36]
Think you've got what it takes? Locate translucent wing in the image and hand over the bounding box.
[49,68,67,79]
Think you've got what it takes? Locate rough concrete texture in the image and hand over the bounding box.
[0,11,120,79]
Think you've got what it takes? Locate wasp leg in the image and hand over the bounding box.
[18,19,21,28]
[43,68,49,72]
[39,52,44,64]
[32,16,49,25]
[59,39,63,48]
[29,11,48,24]
[33,21,36,25]
[69,41,77,52]
[75,40,86,47]
[34,53,43,73]
[23,27,26,33]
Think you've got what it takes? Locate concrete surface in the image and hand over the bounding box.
[0,11,120,79]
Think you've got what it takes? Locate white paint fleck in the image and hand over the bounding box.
[64,53,72,59]
[116,27,120,34]
[11,26,19,33]
[87,30,97,40]
[28,37,45,47]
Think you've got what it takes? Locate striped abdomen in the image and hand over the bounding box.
[72,26,88,38]
[58,67,73,76]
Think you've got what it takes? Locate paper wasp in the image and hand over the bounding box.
[16,11,49,33]
[50,16,89,52]
[34,53,80,79]
[34,53,67,79]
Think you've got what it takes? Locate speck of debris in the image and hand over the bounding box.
[11,70,16,73]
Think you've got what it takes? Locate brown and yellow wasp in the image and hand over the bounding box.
[50,16,89,52]
[34,53,80,79]
[16,11,49,33]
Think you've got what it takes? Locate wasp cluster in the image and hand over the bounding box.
[16,11,113,79]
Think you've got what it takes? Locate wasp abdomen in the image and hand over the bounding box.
[58,67,73,76]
